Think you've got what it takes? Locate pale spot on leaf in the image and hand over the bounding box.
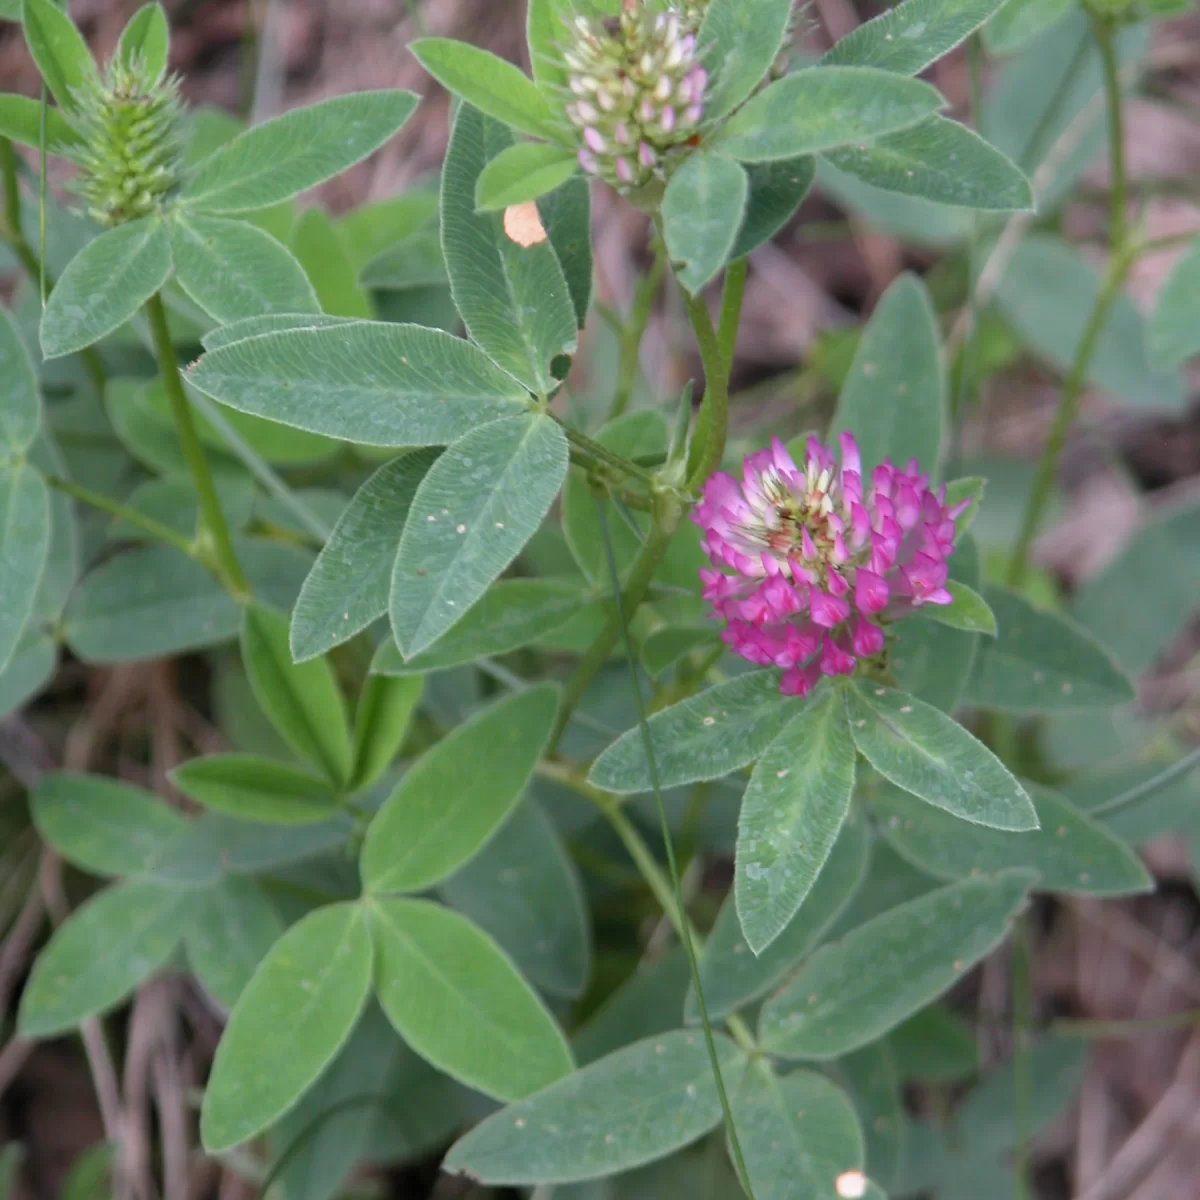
[504,201,548,247]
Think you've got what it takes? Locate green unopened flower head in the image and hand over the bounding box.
[563,2,710,194]
[71,55,184,227]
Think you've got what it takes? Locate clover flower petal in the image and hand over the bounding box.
[692,433,963,695]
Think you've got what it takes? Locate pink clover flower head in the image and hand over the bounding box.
[692,433,965,697]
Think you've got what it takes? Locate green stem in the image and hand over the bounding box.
[717,258,747,371]
[145,292,250,599]
[545,762,758,1061]
[1089,746,1200,818]
[683,286,733,488]
[594,497,756,1194]
[546,503,681,755]
[1094,16,1128,251]
[610,243,667,421]
[1052,1007,1200,1039]
[42,473,197,558]
[0,138,106,400]
[1006,248,1132,586]
[558,418,659,486]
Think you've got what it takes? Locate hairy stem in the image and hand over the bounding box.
[610,242,667,421]
[145,293,250,599]
[43,474,198,559]
[558,418,660,485]
[716,258,747,371]
[684,275,740,489]
[0,138,107,400]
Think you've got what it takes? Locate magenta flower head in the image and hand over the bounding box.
[692,433,967,698]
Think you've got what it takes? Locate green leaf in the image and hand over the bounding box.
[64,545,231,662]
[736,688,857,954]
[200,902,373,1152]
[290,450,438,662]
[844,683,1038,831]
[886,1003,978,1083]
[267,1014,459,1199]
[732,1061,865,1197]
[442,104,578,394]
[538,175,593,328]
[984,0,1073,55]
[1149,238,1200,368]
[729,156,816,261]
[1071,498,1200,676]
[21,0,94,112]
[272,1002,463,1200]
[200,312,362,353]
[18,881,193,1038]
[61,541,316,662]
[759,870,1035,1059]
[944,477,986,536]
[837,1043,905,1190]
[369,897,572,1100]
[127,374,339,468]
[0,636,56,720]
[0,93,84,160]
[476,142,579,211]
[348,674,423,794]
[526,0,571,96]
[710,68,945,163]
[241,604,352,787]
[182,91,417,213]
[412,39,567,142]
[441,799,590,998]
[891,536,982,713]
[824,118,1034,212]
[168,211,319,324]
[359,230,448,291]
[870,779,1152,896]
[185,876,283,1009]
[372,578,589,675]
[822,0,1008,75]
[829,272,944,476]
[171,754,339,825]
[662,152,748,295]
[589,670,796,793]
[361,684,557,893]
[921,580,997,636]
[150,812,354,885]
[574,950,691,1066]
[641,626,720,677]
[0,463,49,673]
[964,585,1135,712]
[443,1030,744,1184]
[40,216,172,358]
[337,190,439,268]
[290,207,373,318]
[698,2,793,120]
[390,413,568,657]
[994,234,1186,411]
[115,2,168,80]
[688,807,870,1023]
[30,771,185,877]
[189,321,529,446]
